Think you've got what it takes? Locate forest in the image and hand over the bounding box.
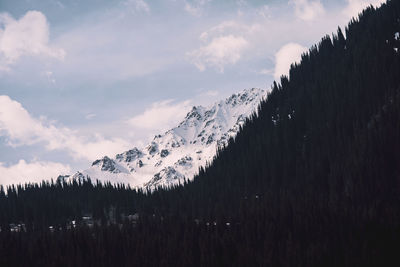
[1,0,400,266]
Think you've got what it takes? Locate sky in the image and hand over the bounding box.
[0,0,386,186]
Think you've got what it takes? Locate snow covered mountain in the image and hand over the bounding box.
[69,88,267,189]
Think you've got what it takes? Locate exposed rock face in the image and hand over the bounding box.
[92,156,120,173]
[116,148,143,163]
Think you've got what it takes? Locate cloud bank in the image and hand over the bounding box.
[187,35,248,72]
[274,43,308,80]
[0,95,130,161]
[128,99,192,131]
[0,11,65,71]
[184,0,211,17]
[0,160,71,187]
[123,0,151,14]
[290,0,325,21]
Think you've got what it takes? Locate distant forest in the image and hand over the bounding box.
[1,0,400,266]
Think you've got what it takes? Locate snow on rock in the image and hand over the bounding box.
[69,88,267,189]
[144,166,185,188]
[92,156,121,173]
[116,148,143,163]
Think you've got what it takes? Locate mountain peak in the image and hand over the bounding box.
[70,88,267,189]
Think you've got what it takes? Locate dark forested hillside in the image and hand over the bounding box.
[1,1,400,266]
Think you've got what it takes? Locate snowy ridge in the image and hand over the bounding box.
[69,88,267,189]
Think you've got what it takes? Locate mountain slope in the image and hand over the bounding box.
[71,88,266,188]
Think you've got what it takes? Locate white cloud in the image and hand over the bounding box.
[257,5,271,19]
[184,0,211,17]
[199,20,259,42]
[274,42,308,80]
[0,160,71,187]
[128,99,192,131]
[85,113,96,120]
[0,11,65,71]
[123,0,151,13]
[0,95,131,161]
[187,35,249,72]
[290,0,325,21]
[185,3,202,17]
[342,0,385,19]
[258,69,274,75]
[187,20,261,72]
